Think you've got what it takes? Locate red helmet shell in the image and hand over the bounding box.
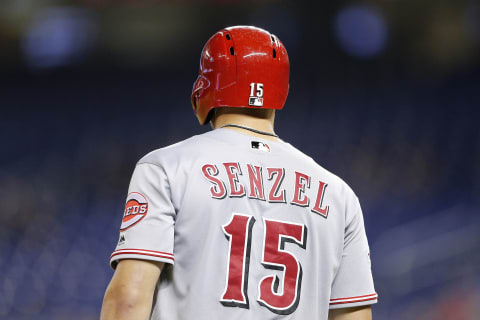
[191,26,290,125]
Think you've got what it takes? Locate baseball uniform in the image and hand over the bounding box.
[110,128,377,319]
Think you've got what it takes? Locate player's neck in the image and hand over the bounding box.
[212,110,279,141]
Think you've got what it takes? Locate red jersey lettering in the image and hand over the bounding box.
[202,164,227,199]
[291,172,310,207]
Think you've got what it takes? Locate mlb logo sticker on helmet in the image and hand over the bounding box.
[120,192,148,231]
[249,97,264,106]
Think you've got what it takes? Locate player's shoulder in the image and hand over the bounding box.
[136,130,221,166]
[285,142,357,199]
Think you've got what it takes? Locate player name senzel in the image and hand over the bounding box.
[201,162,329,218]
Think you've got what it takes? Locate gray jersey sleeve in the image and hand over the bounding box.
[329,194,378,309]
[110,162,176,269]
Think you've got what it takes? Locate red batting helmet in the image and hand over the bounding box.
[191,26,290,125]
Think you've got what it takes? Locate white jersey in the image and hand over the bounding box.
[110,128,377,319]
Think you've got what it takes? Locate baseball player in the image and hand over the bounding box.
[101,26,377,320]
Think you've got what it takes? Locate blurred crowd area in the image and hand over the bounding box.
[1,1,480,319]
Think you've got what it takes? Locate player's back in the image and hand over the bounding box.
[111,128,376,320]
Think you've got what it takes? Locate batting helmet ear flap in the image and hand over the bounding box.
[191,75,210,116]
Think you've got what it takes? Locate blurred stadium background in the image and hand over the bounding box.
[1,0,479,319]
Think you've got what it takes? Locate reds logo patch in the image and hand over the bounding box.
[120,192,148,231]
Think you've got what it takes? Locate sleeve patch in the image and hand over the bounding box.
[120,192,148,231]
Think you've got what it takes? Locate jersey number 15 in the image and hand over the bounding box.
[221,213,307,315]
